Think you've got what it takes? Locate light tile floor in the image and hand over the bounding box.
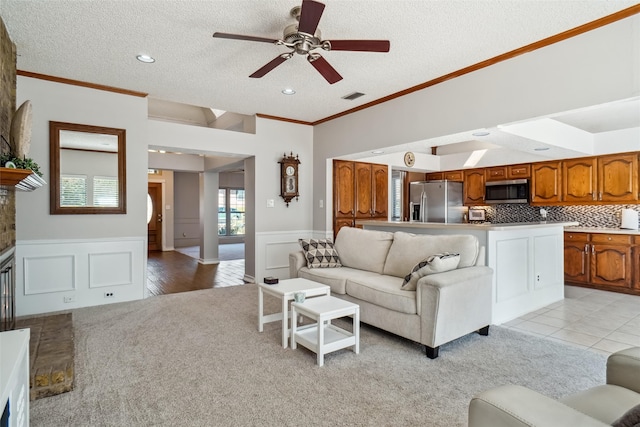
[503,285,640,356]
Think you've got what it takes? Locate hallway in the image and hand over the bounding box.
[146,249,246,296]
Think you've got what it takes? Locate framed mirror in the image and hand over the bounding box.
[50,121,126,214]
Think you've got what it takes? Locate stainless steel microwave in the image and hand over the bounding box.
[485,179,529,204]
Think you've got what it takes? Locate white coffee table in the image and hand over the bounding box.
[258,278,330,348]
[291,295,360,367]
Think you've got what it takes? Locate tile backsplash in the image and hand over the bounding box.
[476,204,640,229]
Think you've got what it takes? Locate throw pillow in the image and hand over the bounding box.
[401,253,460,291]
[612,403,640,427]
[299,238,342,268]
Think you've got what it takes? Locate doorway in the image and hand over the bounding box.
[148,182,162,251]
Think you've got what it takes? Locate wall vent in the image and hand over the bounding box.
[342,92,365,101]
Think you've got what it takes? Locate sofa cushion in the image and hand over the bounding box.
[346,275,417,314]
[383,232,479,277]
[334,227,394,274]
[299,238,342,268]
[401,253,460,291]
[298,266,380,295]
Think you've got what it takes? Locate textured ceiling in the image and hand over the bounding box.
[1,0,638,124]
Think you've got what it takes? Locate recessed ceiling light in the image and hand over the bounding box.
[282,88,296,95]
[371,150,384,154]
[472,131,490,137]
[136,54,155,63]
[534,147,550,151]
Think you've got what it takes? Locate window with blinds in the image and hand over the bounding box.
[93,176,119,207]
[60,175,87,207]
[391,172,403,221]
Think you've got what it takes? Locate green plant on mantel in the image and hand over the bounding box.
[0,153,43,177]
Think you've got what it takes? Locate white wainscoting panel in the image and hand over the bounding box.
[494,237,530,303]
[16,237,146,316]
[255,230,314,282]
[24,255,76,294]
[89,252,134,288]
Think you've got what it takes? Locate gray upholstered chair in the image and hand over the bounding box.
[468,347,640,427]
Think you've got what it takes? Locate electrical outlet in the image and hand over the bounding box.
[63,296,75,303]
[104,292,115,298]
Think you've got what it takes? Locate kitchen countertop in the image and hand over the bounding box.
[357,220,579,231]
[564,226,640,235]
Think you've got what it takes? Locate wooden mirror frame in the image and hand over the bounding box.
[50,121,127,214]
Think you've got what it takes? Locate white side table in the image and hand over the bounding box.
[291,296,360,367]
[258,278,330,348]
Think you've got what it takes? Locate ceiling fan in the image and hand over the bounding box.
[212,0,390,84]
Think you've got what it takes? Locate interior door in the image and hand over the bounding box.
[148,182,162,251]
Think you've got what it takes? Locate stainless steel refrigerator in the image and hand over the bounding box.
[409,180,466,223]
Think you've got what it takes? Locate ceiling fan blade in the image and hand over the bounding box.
[298,0,325,35]
[308,54,342,84]
[326,40,390,52]
[212,32,279,44]
[250,54,291,78]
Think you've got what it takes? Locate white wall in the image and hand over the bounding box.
[148,116,314,282]
[312,14,640,232]
[173,172,200,248]
[15,76,148,315]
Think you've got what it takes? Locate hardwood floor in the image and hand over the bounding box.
[146,250,245,296]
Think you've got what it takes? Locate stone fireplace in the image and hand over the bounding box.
[0,16,18,331]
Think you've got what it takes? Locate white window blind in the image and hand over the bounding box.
[60,175,87,207]
[391,174,402,221]
[93,176,119,207]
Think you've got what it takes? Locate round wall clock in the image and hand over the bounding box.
[279,152,300,207]
[404,151,415,167]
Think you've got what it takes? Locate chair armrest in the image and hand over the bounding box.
[607,347,640,394]
[469,384,609,427]
[289,251,306,278]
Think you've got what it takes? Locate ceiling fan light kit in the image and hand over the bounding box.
[212,0,390,84]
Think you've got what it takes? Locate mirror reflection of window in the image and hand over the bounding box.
[60,174,87,207]
[59,131,119,208]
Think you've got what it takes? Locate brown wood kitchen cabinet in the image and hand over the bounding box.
[355,162,388,219]
[333,160,388,238]
[564,232,590,284]
[563,157,598,203]
[531,161,562,205]
[598,153,639,202]
[333,160,356,234]
[426,170,463,182]
[484,164,531,182]
[463,169,485,205]
[564,231,638,295]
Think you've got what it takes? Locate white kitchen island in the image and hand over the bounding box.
[357,221,578,324]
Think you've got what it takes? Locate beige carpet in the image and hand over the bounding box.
[29,284,607,426]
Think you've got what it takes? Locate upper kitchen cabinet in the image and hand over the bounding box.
[598,153,638,202]
[443,170,464,182]
[463,169,485,205]
[425,172,443,181]
[333,160,356,234]
[426,170,463,182]
[563,157,598,203]
[486,164,530,182]
[354,161,388,219]
[531,161,562,205]
[333,160,388,238]
[370,163,388,218]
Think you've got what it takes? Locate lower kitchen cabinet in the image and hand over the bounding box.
[564,231,638,294]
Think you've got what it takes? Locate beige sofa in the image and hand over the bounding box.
[289,226,494,359]
[468,346,640,427]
